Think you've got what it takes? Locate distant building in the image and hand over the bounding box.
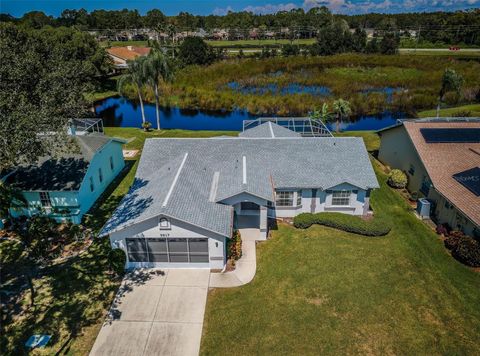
[378,118,480,237]
[106,46,151,69]
[4,119,127,224]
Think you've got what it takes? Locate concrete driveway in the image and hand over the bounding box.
[90,269,210,356]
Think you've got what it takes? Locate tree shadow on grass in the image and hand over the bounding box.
[2,239,122,355]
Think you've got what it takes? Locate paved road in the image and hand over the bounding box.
[90,269,210,356]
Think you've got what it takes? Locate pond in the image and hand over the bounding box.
[94,96,404,132]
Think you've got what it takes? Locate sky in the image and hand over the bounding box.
[1,0,479,17]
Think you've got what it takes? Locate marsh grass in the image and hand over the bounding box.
[168,54,480,116]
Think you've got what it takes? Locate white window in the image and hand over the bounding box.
[159,217,171,230]
[98,168,103,183]
[276,191,294,207]
[332,190,351,206]
[296,190,302,206]
[110,156,114,171]
[39,192,51,207]
[89,177,94,192]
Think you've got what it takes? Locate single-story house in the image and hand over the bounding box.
[378,118,480,237]
[101,122,379,270]
[106,46,151,69]
[5,133,126,224]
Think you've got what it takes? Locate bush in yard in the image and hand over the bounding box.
[293,212,391,237]
[436,223,450,236]
[227,229,242,261]
[451,235,480,267]
[108,248,127,276]
[387,169,408,189]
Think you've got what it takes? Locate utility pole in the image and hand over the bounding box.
[414,25,421,54]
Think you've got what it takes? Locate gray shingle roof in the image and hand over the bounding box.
[101,137,378,237]
[239,122,301,138]
[7,134,125,191]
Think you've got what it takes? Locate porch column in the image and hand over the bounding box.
[363,189,371,216]
[260,206,268,238]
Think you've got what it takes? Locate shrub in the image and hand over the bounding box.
[436,223,450,236]
[227,229,242,261]
[451,236,480,267]
[293,212,391,237]
[142,121,152,131]
[387,169,408,189]
[444,235,460,250]
[109,248,127,276]
[452,110,472,117]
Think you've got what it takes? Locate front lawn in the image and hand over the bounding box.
[201,159,480,355]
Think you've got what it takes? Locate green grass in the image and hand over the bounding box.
[206,39,316,47]
[201,159,480,355]
[417,104,480,118]
[335,130,380,152]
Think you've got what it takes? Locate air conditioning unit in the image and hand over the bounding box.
[416,198,431,219]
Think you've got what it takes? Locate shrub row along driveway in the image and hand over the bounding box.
[90,269,209,356]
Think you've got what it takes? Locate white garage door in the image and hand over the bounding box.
[126,238,209,263]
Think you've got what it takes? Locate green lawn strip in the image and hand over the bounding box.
[104,127,238,152]
[334,130,380,152]
[417,104,480,118]
[206,39,316,47]
[201,159,480,355]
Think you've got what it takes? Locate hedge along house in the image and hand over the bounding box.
[4,122,126,224]
[378,118,480,237]
[100,122,379,270]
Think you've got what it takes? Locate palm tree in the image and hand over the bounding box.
[144,49,175,130]
[437,69,464,118]
[310,103,332,133]
[332,99,351,133]
[117,56,148,128]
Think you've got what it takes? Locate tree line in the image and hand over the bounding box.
[1,7,479,45]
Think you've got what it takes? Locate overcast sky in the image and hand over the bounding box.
[1,0,479,17]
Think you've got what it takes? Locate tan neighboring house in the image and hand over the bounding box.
[106,46,151,69]
[378,118,480,237]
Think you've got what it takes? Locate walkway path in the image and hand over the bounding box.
[209,228,260,288]
[90,269,210,356]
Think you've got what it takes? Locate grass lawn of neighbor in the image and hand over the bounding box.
[201,136,480,355]
[418,104,480,118]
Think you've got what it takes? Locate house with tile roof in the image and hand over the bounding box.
[106,46,151,69]
[101,122,379,270]
[4,124,127,224]
[378,118,480,237]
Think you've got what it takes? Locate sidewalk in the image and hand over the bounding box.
[209,228,259,288]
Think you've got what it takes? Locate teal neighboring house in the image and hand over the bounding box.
[5,123,126,224]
